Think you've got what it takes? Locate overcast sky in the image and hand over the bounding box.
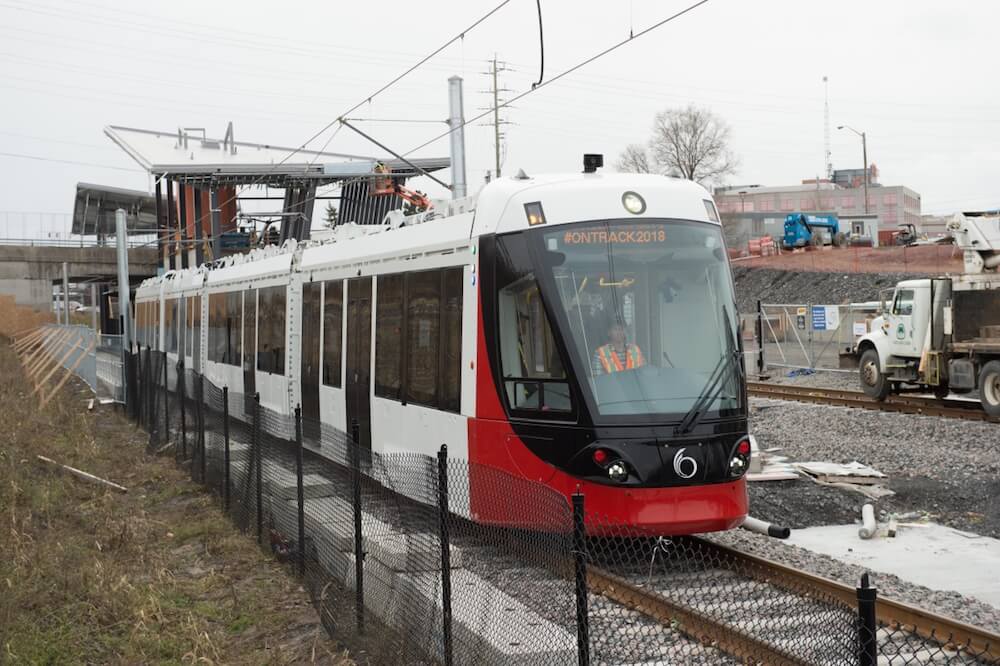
[1,0,998,235]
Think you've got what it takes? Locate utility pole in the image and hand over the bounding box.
[861,131,869,214]
[480,57,513,179]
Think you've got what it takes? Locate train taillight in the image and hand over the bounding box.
[592,448,609,465]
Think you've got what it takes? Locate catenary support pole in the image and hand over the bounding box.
[115,209,131,351]
[857,573,878,666]
[437,445,454,666]
[573,492,590,666]
[223,386,230,512]
[352,418,364,634]
[61,261,69,326]
[447,76,467,199]
[295,405,305,577]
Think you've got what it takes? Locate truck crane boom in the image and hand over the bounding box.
[947,211,1000,273]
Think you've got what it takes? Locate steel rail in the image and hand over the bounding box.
[690,537,1000,663]
[586,565,810,665]
[747,381,999,423]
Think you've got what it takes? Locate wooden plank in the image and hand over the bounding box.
[13,327,43,351]
[36,455,127,493]
[17,326,54,356]
[32,334,86,397]
[22,329,65,374]
[26,329,72,380]
[40,339,95,409]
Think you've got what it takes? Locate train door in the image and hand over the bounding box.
[300,282,322,435]
[243,289,257,401]
[345,277,372,449]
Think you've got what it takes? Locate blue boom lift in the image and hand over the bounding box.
[783,213,848,249]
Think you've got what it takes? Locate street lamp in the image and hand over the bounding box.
[838,125,869,214]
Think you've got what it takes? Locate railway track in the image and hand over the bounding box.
[747,381,1000,423]
[591,536,1000,665]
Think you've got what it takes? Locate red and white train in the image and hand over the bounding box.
[134,170,749,535]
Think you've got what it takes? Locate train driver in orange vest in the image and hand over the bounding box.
[593,322,645,374]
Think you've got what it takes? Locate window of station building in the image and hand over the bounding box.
[375,268,463,412]
[375,274,403,398]
[257,285,286,374]
[322,280,343,388]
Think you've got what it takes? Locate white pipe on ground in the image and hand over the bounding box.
[858,503,877,539]
[741,516,791,539]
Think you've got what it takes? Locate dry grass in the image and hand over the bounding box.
[0,337,352,664]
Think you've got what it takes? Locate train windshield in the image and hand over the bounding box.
[500,219,742,420]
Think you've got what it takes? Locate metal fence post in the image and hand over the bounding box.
[351,418,364,634]
[163,352,169,445]
[223,386,230,512]
[199,374,206,483]
[755,299,765,375]
[179,362,187,461]
[437,445,453,666]
[295,404,305,577]
[254,393,262,545]
[572,491,590,666]
[857,573,878,666]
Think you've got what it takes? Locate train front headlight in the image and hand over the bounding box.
[607,460,629,483]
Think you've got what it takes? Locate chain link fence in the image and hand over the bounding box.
[751,302,882,375]
[125,348,997,665]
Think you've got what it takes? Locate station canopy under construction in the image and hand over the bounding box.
[104,123,449,270]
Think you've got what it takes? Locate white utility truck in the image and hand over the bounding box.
[855,211,1000,416]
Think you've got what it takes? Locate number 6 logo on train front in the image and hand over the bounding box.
[673,447,699,479]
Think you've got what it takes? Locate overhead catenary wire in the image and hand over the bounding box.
[262,0,714,226]
[404,0,711,157]
[159,0,515,246]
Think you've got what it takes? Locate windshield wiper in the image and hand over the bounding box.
[676,306,741,435]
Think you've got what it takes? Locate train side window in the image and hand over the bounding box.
[226,291,241,365]
[191,295,201,363]
[892,289,914,316]
[496,235,572,414]
[405,270,441,406]
[440,268,463,412]
[208,293,224,363]
[257,286,286,374]
[322,280,343,388]
[375,274,403,398]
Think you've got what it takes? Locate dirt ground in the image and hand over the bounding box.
[0,337,351,664]
[734,243,962,274]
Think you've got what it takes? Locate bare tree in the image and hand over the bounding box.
[616,143,652,173]
[646,105,739,185]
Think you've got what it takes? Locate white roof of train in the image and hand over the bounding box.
[136,172,716,299]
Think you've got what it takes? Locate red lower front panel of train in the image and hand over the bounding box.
[467,418,749,536]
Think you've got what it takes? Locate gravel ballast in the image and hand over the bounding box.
[732,266,923,315]
[704,528,1000,634]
